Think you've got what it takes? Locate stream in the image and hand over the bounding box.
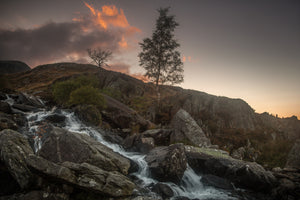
[24,107,238,200]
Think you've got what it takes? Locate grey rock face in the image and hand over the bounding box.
[185,146,277,192]
[39,127,131,175]
[285,140,300,169]
[170,109,211,147]
[26,155,135,197]
[0,129,34,189]
[145,143,187,183]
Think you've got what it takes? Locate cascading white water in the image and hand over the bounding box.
[25,107,237,200]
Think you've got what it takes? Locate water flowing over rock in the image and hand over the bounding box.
[145,143,187,183]
[185,146,277,192]
[39,126,131,175]
[0,129,34,190]
[170,109,211,147]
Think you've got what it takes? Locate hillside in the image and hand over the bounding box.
[0,60,30,74]
[3,61,300,167]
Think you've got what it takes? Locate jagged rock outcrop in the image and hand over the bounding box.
[0,61,30,74]
[185,146,277,192]
[145,144,187,183]
[170,109,211,147]
[285,140,300,169]
[0,129,34,190]
[39,127,130,175]
[27,155,135,197]
[102,94,154,132]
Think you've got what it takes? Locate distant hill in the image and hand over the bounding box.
[0,60,30,74]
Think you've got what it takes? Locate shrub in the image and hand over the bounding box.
[257,139,293,169]
[69,86,105,109]
[52,75,99,105]
[52,80,80,104]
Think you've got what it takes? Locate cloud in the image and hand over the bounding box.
[0,3,140,67]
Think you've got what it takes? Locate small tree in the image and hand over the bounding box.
[87,48,112,67]
[138,8,184,88]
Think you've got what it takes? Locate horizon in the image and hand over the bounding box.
[0,0,299,118]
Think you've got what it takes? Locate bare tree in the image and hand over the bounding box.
[87,48,112,67]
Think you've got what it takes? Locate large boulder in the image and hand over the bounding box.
[285,140,300,169]
[39,127,130,175]
[26,155,135,197]
[145,144,187,183]
[142,129,173,146]
[185,146,277,192]
[170,109,211,147]
[122,134,155,154]
[102,94,154,132]
[0,129,34,190]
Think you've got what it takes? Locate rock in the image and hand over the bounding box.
[102,94,153,132]
[0,113,27,131]
[0,190,70,200]
[74,104,101,126]
[39,127,130,175]
[0,114,18,131]
[142,129,173,146]
[170,109,211,147]
[26,155,135,197]
[96,128,124,145]
[0,101,12,114]
[152,183,174,198]
[0,160,21,196]
[122,134,155,154]
[285,140,300,169]
[14,92,44,108]
[44,113,66,126]
[185,146,277,192]
[201,174,233,190]
[145,143,187,183]
[231,147,246,160]
[0,60,30,74]
[0,129,34,190]
[12,104,39,112]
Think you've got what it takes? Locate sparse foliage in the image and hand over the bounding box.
[138,7,184,87]
[87,48,112,67]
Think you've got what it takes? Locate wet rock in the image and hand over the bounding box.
[44,113,66,126]
[123,134,155,154]
[170,109,211,147]
[0,161,21,196]
[0,129,34,190]
[0,113,27,131]
[0,190,70,200]
[185,146,277,192]
[201,174,233,190]
[145,143,187,183]
[14,92,44,108]
[12,104,39,112]
[142,129,173,146]
[39,127,131,175]
[0,101,12,114]
[74,104,101,126]
[152,183,174,198]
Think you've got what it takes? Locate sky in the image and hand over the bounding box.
[0,0,299,118]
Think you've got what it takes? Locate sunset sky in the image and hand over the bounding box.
[0,0,299,118]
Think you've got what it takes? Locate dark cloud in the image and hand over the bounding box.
[0,20,122,67]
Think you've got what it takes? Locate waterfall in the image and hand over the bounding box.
[25,107,237,200]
